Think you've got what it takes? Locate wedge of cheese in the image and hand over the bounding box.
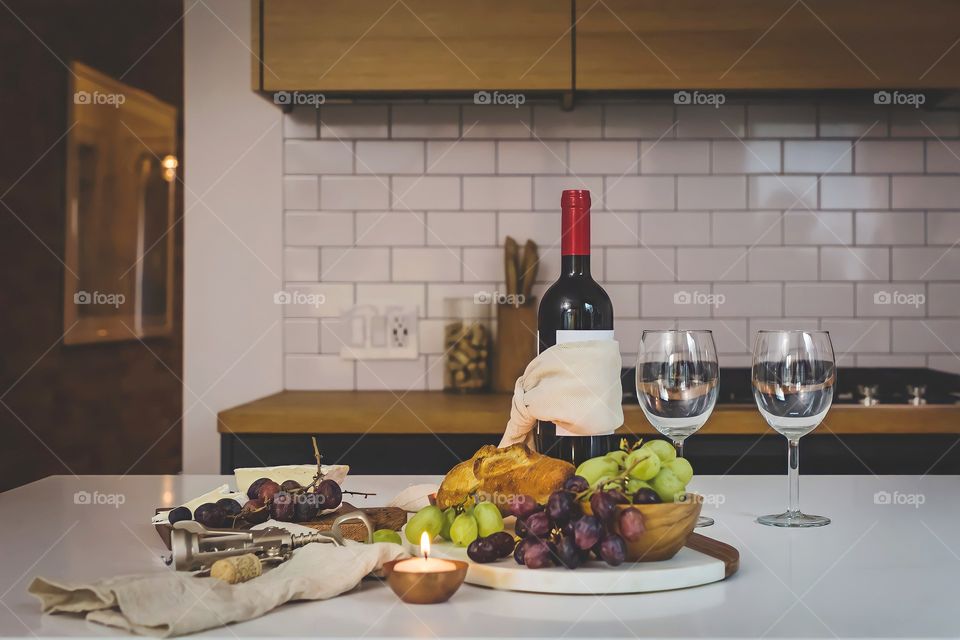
[234,464,349,495]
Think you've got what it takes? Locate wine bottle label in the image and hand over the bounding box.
[552,329,615,436]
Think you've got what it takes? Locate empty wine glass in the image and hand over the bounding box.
[636,330,719,527]
[753,330,835,528]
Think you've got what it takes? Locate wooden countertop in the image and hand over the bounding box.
[218,391,960,436]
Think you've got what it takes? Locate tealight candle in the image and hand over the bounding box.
[383,532,468,604]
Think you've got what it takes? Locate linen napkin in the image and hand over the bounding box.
[28,540,409,637]
[499,339,624,449]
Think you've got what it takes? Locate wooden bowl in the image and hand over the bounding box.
[612,493,702,562]
[382,558,468,604]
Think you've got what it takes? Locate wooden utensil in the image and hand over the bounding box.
[504,236,519,296]
[518,239,539,301]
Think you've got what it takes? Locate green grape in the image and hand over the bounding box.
[625,447,661,481]
[373,529,402,545]
[439,507,457,541]
[450,512,479,547]
[605,450,628,467]
[404,505,444,545]
[625,478,652,494]
[474,502,504,537]
[642,439,677,463]
[664,457,693,484]
[650,468,686,503]
[575,456,620,486]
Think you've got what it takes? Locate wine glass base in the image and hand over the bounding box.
[757,511,830,528]
[694,516,714,528]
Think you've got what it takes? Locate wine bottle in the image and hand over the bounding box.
[535,189,615,465]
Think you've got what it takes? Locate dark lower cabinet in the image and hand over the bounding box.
[221,433,960,475]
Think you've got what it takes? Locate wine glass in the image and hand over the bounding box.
[636,329,719,527]
[752,330,835,528]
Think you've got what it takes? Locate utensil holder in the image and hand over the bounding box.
[492,299,537,393]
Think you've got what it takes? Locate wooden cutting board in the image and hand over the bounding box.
[413,531,739,594]
[154,503,406,549]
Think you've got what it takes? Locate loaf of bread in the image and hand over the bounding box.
[436,444,574,511]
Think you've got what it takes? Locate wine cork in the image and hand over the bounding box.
[210,553,262,584]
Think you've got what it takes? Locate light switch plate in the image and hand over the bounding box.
[338,304,419,360]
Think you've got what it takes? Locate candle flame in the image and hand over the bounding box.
[420,530,431,559]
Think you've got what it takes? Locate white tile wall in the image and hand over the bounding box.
[280,100,960,388]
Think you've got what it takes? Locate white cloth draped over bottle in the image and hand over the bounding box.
[499,340,625,449]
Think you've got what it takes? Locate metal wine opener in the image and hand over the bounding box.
[164,511,374,573]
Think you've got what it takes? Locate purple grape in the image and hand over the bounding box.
[280,479,302,492]
[215,498,242,518]
[523,540,554,569]
[294,492,322,521]
[618,507,646,542]
[246,477,270,500]
[560,519,575,539]
[514,517,528,538]
[315,479,343,510]
[547,491,581,524]
[599,533,627,566]
[167,506,191,525]
[573,515,602,550]
[488,531,517,558]
[563,475,590,493]
[632,488,662,504]
[257,480,281,502]
[553,536,582,569]
[194,503,227,528]
[506,494,540,519]
[467,537,499,563]
[523,511,551,538]
[240,498,269,524]
[514,538,530,565]
[270,492,296,521]
[590,489,628,524]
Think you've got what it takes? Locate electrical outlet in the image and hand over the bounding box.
[338,304,419,360]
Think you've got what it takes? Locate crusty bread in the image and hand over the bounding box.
[436,444,574,511]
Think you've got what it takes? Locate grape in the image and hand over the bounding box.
[167,506,191,525]
[642,439,677,463]
[294,492,322,521]
[560,519,575,539]
[467,537,499,563]
[575,456,619,486]
[215,498,242,518]
[194,503,227,528]
[514,537,530,565]
[405,505,444,544]
[618,507,645,542]
[631,487,662,504]
[240,498,269,524]
[522,511,551,538]
[373,529,402,545]
[605,450,628,466]
[257,480,281,502]
[547,491,580,524]
[270,492,296,521]
[563,475,590,493]
[523,540,554,569]
[590,489,626,524]
[439,507,457,541]
[573,515,601,550]
[514,517,528,538]
[474,502,504,537]
[599,533,627,566]
[554,535,582,569]
[315,479,343,510]
[505,494,539,519]
[487,531,517,558]
[664,457,694,484]
[626,478,652,494]
[650,468,686,503]
[280,479,302,492]
[450,513,479,547]
[246,477,270,500]
[625,447,661,481]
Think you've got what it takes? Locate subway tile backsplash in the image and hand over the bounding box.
[280,100,960,389]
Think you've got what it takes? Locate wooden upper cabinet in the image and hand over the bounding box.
[258,0,573,92]
[576,0,960,90]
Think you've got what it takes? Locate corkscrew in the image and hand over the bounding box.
[165,511,374,573]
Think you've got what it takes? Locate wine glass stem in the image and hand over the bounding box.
[673,438,685,459]
[788,437,800,515]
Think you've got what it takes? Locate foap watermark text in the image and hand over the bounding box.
[674,90,726,108]
[74,290,125,308]
[274,290,326,308]
[473,91,526,109]
[674,290,725,308]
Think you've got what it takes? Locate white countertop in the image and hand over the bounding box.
[1,474,957,638]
